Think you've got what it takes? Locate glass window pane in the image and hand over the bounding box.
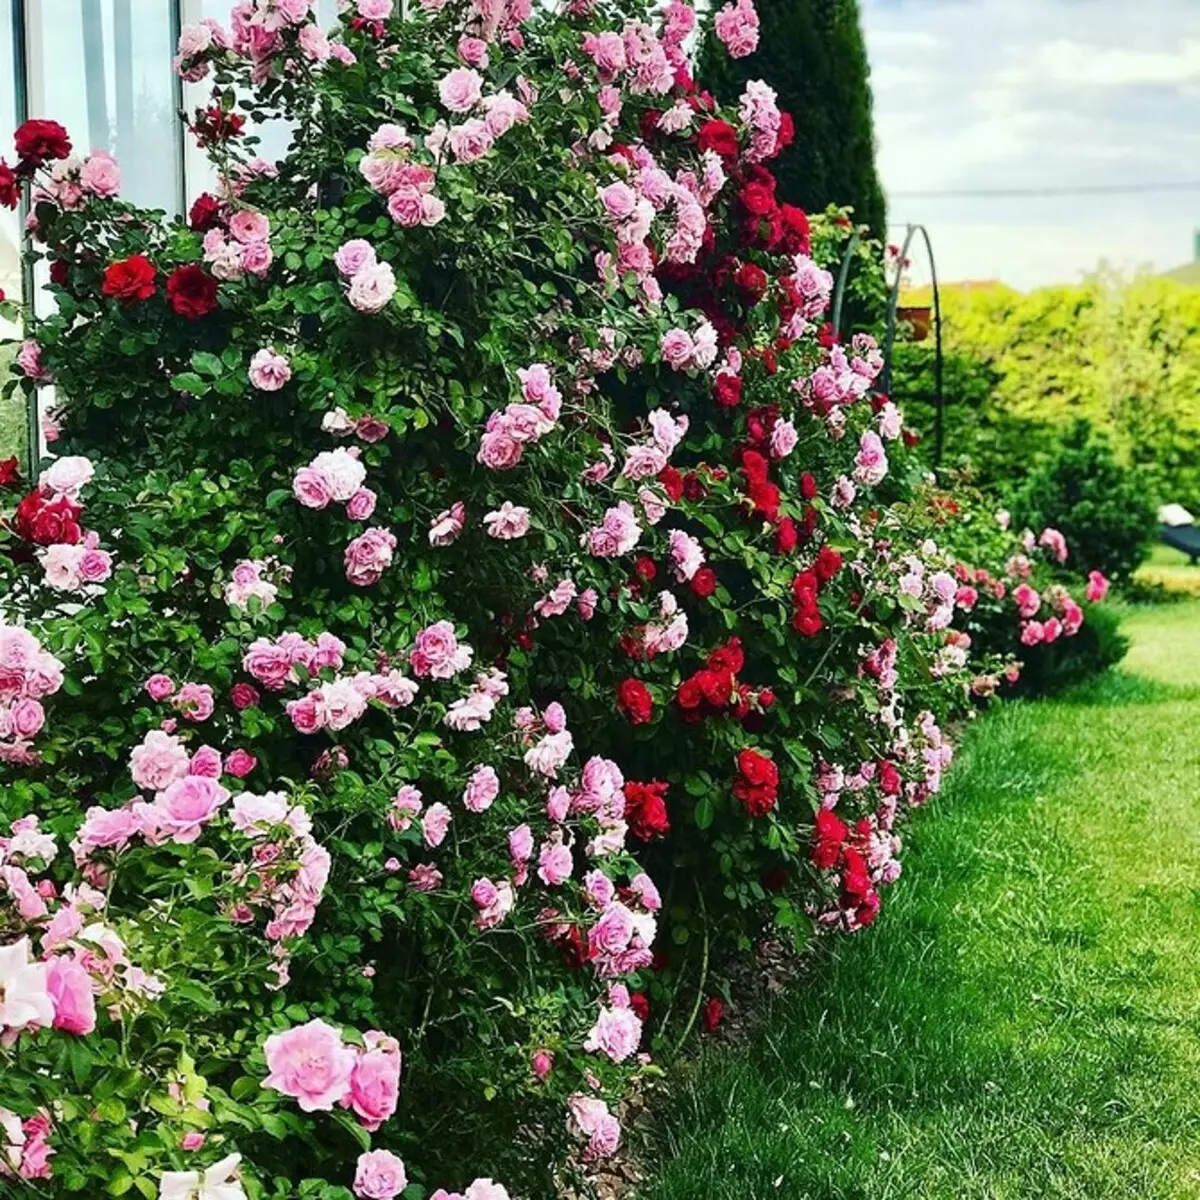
[25,0,180,214]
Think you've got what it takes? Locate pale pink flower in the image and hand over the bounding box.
[262,1019,355,1112]
[129,730,190,792]
[537,839,573,886]
[422,803,452,848]
[249,348,291,391]
[483,502,531,539]
[354,1149,407,1199]
[439,67,484,112]
[409,621,473,679]
[0,938,54,1033]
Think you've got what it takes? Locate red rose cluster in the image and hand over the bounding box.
[810,808,881,928]
[732,748,778,817]
[676,637,773,726]
[13,489,83,546]
[623,780,670,842]
[1,119,72,209]
[791,545,843,638]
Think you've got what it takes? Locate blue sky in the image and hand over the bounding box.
[860,0,1200,288]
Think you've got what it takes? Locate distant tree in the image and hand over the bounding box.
[702,0,887,240]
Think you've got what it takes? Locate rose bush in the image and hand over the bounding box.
[0,1,1109,1196]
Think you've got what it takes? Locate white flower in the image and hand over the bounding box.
[159,1153,248,1200]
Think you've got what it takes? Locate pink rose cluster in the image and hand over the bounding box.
[286,667,418,734]
[660,320,718,373]
[225,790,331,948]
[430,69,530,165]
[0,622,64,765]
[586,500,642,558]
[242,630,347,690]
[38,531,114,594]
[345,527,398,586]
[31,149,121,213]
[409,620,474,680]
[333,239,398,313]
[202,207,274,281]
[632,590,688,659]
[568,1093,621,1161]
[444,667,509,731]
[0,1106,54,1182]
[358,123,446,228]
[262,1019,402,1131]
[292,446,374,516]
[224,559,280,611]
[584,983,644,1062]
[476,363,562,470]
[713,0,759,58]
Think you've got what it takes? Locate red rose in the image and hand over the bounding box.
[841,848,874,904]
[629,992,651,1023]
[166,264,219,319]
[701,995,724,1034]
[49,260,69,287]
[792,570,819,602]
[697,668,734,708]
[775,517,798,555]
[812,806,848,869]
[713,371,742,408]
[697,119,738,159]
[747,479,780,523]
[14,119,71,167]
[855,891,882,927]
[778,203,810,256]
[616,677,653,725]
[690,566,717,598]
[800,471,818,500]
[773,111,796,156]
[733,748,778,816]
[792,609,823,638]
[0,159,19,209]
[734,262,768,305]
[739,182,776,217]
[624,780,671,842]
[102,255,157,304]
[814,545,843,584]
[758,688,775,709]
[14,489,83,546]
[902,429,921,448]
[658,465,684,502]
[740,449,769,486]
[878,761,901,796]
[188,192,222,232]
[634,555,657,581]
[707,637,744,676]
[676,678,704,711]
[0,457,19,489]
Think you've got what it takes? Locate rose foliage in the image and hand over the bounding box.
[0,1,1109,1197]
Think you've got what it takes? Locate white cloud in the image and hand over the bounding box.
[860,0,1200,287]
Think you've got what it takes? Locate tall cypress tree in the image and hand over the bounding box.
[703,0,887,240]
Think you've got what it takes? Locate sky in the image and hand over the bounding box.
[860,0,1200,290]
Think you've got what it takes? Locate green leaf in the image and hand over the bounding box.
[191,351,224,378]
[694,795,715,830]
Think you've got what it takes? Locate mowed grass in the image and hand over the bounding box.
[643,602,1200,1200]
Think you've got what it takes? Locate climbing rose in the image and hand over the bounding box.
[248,349,291,391]
[102,254,157,303]
[616,678,652,725]
[165,264,219,318]
[262,1019,356,1112]
[354,1149,408,1199]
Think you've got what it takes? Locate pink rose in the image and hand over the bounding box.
[228,209,270,244]
[537,840,573,887]
[79,150,121,197]
[458,35,489,66]
[8,698,44,740]
[243,639,293,690]
[346,488,377,521]
[335,239,377,277]
[584,1003,642,1062]
[293,466,334,509]
[46,955,97,1035]
[408,863,443,891]
[188,745,223,778]
[354,1149,408,1199]
[463,764,500,813]
[153,775,230,844]
[145,673,175,701]
[347,262,397,314]
[409,621,472,679]
[344,527,397,587]
[387,186,425,228]
[249,348,291,391]
[224,748,257,778]
[287,694,322,734]
[129,730,190,792]
[346,1044,402,1131]
[262,1018,356,1112]
[174,682,215,723]
[477,427,523,470]
[483,502,531,539]
[422,802,452,848]
[447,118,494,164]
[439,67,483,113]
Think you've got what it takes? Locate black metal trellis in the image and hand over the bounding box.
[881,223,945,469]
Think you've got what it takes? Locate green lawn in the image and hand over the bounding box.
[644,602,1200,1200]
[1136,543,1200,598]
